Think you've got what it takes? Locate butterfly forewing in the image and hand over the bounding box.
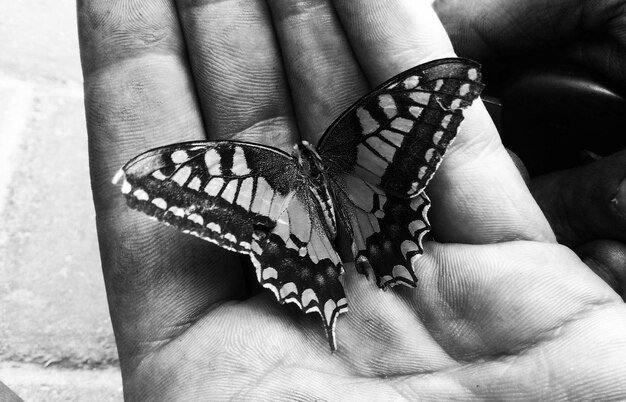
[118,141,300,253]
[318,58,484,198]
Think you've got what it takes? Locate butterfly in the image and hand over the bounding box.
[113,58,483,351]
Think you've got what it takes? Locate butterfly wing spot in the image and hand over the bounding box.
[378,94,398,119]
[205,177,225,197]
[168,206,185,217]
[409,219,427,236]
[204,148,222,176]
[221,180,238,204]
[440,114,453,129]
[357,107,379,135]
[409,106,424,119]
[402,75,420,89]
[390,117,414,134]
[323,299,339,327]
[392,265,415,282]
[230,146,252,175]
[187,214,204,226]
[151,198,167,210]
[262,267,278,281]
[459,83,471,96]
[401,240,420,259]
[121,180,132,194]
[280,282,298,299]
[301,288,319,307]
[207,222,221,233]
[424,148,435,162]
[432,131,444,146]
[152,170,168,181]
[250,177,272,214]
[235,177,254,209]
[417,166,427,181]
[171,166,192,186]
[450,99,463,111]
[410,195,429,211]
[187,176,202,191]
[133,189,149,201]
[170,150,189,164]
[409,91,431,106]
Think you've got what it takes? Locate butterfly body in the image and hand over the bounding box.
[292,140,338,240]
[115,58,484,350]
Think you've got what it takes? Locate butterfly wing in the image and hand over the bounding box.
[116,141,298,253]
[250,189,347,350]
[331,175,432,288]
[116,141,347,350]
[318,58,484,288]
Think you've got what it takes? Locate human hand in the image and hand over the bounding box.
[434,0,626,91]
[79,0,626,399]
[434,0,626,299]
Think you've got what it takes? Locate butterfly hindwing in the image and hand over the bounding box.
[332,174,431,288]
[319,58,483,288]
[318,58,484,198]
[250,192,347,350]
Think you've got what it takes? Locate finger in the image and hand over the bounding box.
[79,0,244,368]
[332,0,554,243]
[530,150,626,246]
[175,0,297,150]
[577,240,626,300]
[265,0,369,143]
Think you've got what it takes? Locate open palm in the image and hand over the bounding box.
[78,0,626,400]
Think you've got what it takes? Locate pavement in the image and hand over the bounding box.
[0,1,122,400]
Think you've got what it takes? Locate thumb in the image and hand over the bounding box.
[530,150,626,247]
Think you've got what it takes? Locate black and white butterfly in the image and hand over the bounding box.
[114,58,483,350]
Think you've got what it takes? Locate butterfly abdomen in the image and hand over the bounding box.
[293,142,338,239]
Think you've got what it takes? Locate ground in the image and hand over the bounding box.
[0,0,122,399]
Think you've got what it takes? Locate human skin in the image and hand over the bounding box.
[435,0,626,299]
[78,0,626,400]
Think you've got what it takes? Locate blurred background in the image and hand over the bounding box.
[0,0,122,400]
